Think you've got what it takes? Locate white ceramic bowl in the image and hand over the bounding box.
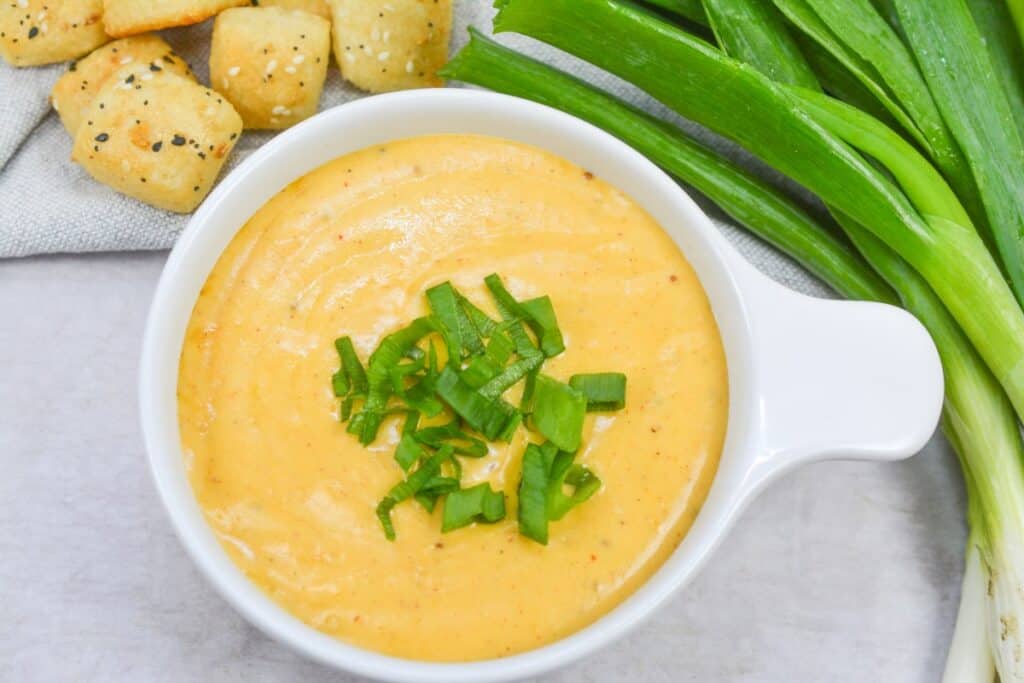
[139,89,944,682]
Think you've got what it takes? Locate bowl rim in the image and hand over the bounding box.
[139,88,784,683]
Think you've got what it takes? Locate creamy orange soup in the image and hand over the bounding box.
[178,134,728,661]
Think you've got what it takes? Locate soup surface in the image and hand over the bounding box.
[178,134,729,661]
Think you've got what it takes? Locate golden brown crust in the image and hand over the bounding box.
[101,0,248,38]
[210,7,330,130]
[0,0,109,67]
[71,68,243,213]
[327,0,452,93]
[51,35,194,136]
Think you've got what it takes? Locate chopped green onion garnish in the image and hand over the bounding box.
[477,354,545,401]
[531,374,588,452]
[435,366,522,441]
[517,443,551,544]
[376,445,454,540]
[334,336,368,396]
[456,292,499,337]
[547,460,602,520]
[569,373,627,411]
[427,281,485,360]
[394,433,424,472]
[519,296,565,357]
[413,418,489,457]
[442,483,507,532]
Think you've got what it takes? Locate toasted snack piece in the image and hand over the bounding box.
[71,68,243,213]
[0,0,108,66]
[210,7,330,130]
[328,0,451,93]
[249,0,329,20]
[52,35,194,136]
[102,0,247,37]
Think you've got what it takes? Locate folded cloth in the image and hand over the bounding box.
[0,0,833,301]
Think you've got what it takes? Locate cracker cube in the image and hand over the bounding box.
[71,68,243,213]
[328,0,451,93]
[102,0,247,38]
[250,0,329,20]
[210,6,330,130]
[0,0,108,67]
[52,35,194,136]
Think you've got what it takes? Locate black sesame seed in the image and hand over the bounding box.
[152,141,163,152]
[229,132,237,140]
[193,185,200,191]
[125,74,135,84]
[95,133,109,142]
[140,177,147,183]
[198,152,206,160]
[172,135,186,146]
[69,61,77,71]
[27,26,38,39]
[150,63,161,71]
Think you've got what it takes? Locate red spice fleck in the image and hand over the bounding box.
[337,234,344,240]
[353,615,361,623]
[590,554,598,562]
[669,274,678,282]
[583,170,594,180]
[650,425,660,433]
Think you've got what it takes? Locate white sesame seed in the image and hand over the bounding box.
[16,0,27,8]
[284,65,296,74]
[292,54,305,64]
[222,77,229,89]
[363,45,374,56]
[40,21,47,33]
[121,160,131,173]
[383,31,390,42]
[227,66,240,76]
[377,51,390,61]
[119,56,133,65]
[344,52,355,63]
[271,105,291,116]
[405,59,414,74]
[36,11,45,20]
[141,72,154,81]
[266,59,278,73]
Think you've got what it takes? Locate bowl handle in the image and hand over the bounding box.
[734,261,944,491]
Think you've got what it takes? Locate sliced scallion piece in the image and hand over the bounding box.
[531,374,587,452]
[435,366,522,441]
[376,445,454,540]
[426,281,485,360]
[413,419,489,457]
[441,483,507,532]
[569,373,627,412]
[477,354,545,401]
[484,274,563,357]
[517,443,551,544]
[394,433,424,472]
[548,458,602,521]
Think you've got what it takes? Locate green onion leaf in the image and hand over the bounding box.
[569,373,627,411]
[414,419,489,457]
[435,366,522,441]
[519,296,565,357]
[333,336,368,397]
[402,410,420,435]
[477,354,545,401]
[531,374,587,452]
[394,433,424,472]
[461,355,504,389]
[426,281,485,360]
[376,445,454,540]
[441,483,507,532]
[547,458,602,521]
[484,274,563,357]
[456,292,499,337]
[517,443,550,544]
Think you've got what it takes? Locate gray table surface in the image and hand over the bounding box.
[0,249,965,682]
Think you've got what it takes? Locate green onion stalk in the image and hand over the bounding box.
[441,19,1024,681]
[489,0,1024,474]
